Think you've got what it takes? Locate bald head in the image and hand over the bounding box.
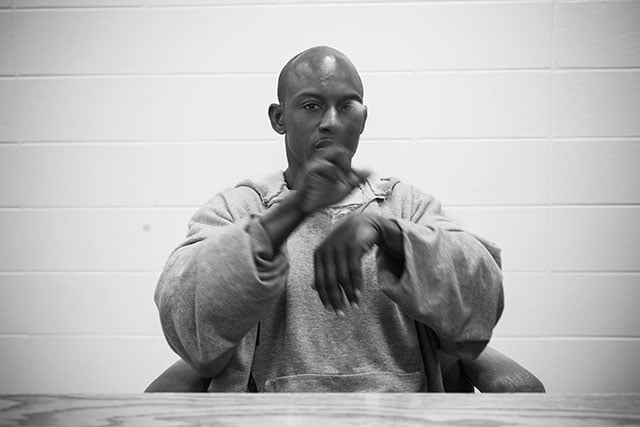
[268,46,368,187]
[277,46,364,105]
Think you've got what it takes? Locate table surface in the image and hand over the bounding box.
[1,393,639,427]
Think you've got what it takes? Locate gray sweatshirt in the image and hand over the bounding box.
[155,172,504,392]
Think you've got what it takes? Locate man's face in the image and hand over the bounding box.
[279,54,367,171]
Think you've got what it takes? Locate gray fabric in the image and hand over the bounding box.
[144,345,546,393]
[264,371,424,392]
[155,171,503,392]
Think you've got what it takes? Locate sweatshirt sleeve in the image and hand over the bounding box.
[376,184,504,361]
[154,188,289,376]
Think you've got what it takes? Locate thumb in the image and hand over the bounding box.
[346,168,371,187]
[352,168,372,184]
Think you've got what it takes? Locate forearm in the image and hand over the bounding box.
[377,221,503,359]
[261,148,369,253]
[155,218,288,375]
[259,193,308,253]
[373,216,405,277]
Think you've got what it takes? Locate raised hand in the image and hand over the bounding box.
[292,146,370,215]
[259,145,370,256]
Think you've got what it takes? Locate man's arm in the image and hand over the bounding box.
[312,213,404,315]
[260,146,369,254]
[156,147,368,377]
[154,190,290,376]
[312,182,503,360]
[379,184,504,360]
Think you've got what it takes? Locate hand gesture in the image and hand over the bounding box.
[293,146,370,215]
[313,213,383,317]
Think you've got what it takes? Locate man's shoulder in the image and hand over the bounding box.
[195,172,284,215]
[233,171,287,208]
[366,174,421,199]
[366,174,400,198]
[366,174,441,211]
[215,171,427,207]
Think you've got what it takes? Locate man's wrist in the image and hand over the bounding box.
[288,191,313,218]
[377,218,402,249]
[373,216,405,273]
[260,193,310,253]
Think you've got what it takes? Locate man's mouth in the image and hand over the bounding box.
[313,139,334,150]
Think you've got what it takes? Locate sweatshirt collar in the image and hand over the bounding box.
[236,171,399,209]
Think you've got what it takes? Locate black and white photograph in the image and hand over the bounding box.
[0,0,639,425]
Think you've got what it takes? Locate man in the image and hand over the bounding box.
[155,46,503,392]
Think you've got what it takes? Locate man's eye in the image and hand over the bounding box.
[303,103,320,111]
[341,101,363,113]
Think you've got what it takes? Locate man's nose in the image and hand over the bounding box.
[319,106,340,131]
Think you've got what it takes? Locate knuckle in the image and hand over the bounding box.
[347,241,360,254]
[329,290,343,301]
[338,275,351,288]
[314,246,327,259]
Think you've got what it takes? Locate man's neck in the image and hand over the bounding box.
[283,168,296,190]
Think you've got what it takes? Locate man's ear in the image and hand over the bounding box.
[268,103,285,135]
[360,105,368,134]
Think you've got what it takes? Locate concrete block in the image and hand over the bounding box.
[555,0,640,68]
[21,143,152,206]
[0,337,31,393]
[26,273,160,335]
[15,0,141,6]
[553,71,640,137]
[0,144,22,207]
[549,273,640,336]
[0,274,27,334]
[552,139,640,204]
[0,12,12,75]
[550,207,640,272]
[547,339,640,392]
[415,2,551,69]
[14,9,146,75]
[22,209,155,271]
[26,336,165,393]
[361,73,412,139]
[415,72,550,138]
[0,210,24,271]
[17,77,147,141]
[355,139,549,206]
[0,80,17,142]
[147,0,273,4]
[147,6,283,73]
[148,75,275,141]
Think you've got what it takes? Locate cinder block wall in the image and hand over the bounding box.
[1,0,638,393]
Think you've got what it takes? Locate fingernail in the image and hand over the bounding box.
[355,290,362,299]
[336,309,346,318]
[351,301,360,309]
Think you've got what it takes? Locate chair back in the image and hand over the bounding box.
[437,350,474,392]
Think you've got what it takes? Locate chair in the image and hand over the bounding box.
[145,346,545,393]
[438,347,545,392]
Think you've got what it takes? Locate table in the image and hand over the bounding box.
[1,393,639,426]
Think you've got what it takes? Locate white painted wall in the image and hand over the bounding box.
[1,0,639,393]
